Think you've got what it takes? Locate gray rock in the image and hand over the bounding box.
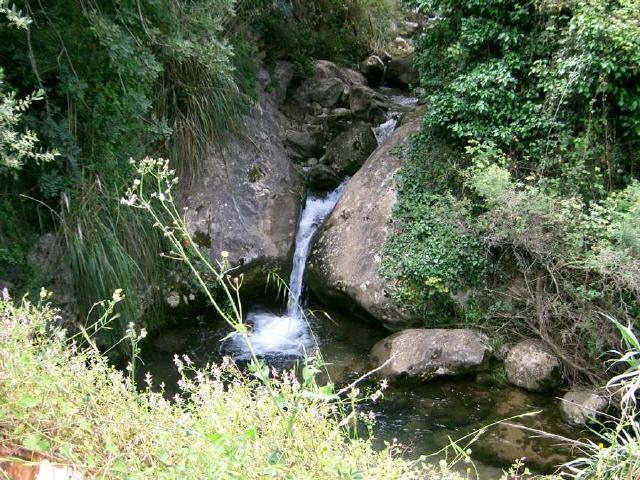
[561,389,609,426]
[370,329,492,381]
[285,129,324,159]
[307,114,424,329]
[323,121,378,175]
[270,61,295,106]
[387,52,418,87]
[505,339,562,392]
[360,54,386,85]
[286,60,366,119]
[349,85,390,122]
[182,96,303,278]
[397,21,420,37]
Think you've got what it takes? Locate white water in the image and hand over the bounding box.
[230,181,347,359]
[373,117,398,145]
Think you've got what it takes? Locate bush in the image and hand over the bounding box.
[384,0,640,377]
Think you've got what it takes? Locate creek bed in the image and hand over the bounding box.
[140,304,585,478]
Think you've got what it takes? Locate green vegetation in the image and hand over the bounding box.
[0,297,462,479]
[0,0,401,342]
[384,0,640,379]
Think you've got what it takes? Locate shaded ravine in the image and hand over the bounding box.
[139,103,582,478]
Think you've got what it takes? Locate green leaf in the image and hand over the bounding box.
[22,432,50,452]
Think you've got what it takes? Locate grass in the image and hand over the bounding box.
[59,180,170,347]
[0,297,466,479]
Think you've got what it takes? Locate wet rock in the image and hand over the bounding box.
[307,113,424,329]
[306,164,341,191]
[360,54,386,85]
[505,339,562,392]
[561,389,609,426]
[386,52,418,87]
[370,328,492,382]
[182,94,303,280]
[323,121,378,175]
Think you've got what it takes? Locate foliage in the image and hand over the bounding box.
[0,0,246,337]
[384,0,640,378]
[381,141,485,322]
[236,0,402,69]
[0,297,465,480]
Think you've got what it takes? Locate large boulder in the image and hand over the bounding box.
[505,339,562,392]
[323,121,378,175]
[561,389,609,426]
[370,329,492,382]
[307,113,424,329]
[386,52,418,87]
[182,96,303,280]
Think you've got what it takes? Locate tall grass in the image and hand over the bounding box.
[60,179,169,346]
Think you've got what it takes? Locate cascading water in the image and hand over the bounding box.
[229,181,347,359]
[372,93,419,146]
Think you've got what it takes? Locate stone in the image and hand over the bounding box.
[285,129,324,159]
[505,339,562,392]
[561,389,609,426]
[182,95,303,280]
[323,121,378,175]
[386,52,418,87]
[306,164,341,191]
[307,112,425,329]
[270,61,295,106]
[360,54,386,85]
[27,233,78,330]
[349,84,390,122]
[370,329,492,382]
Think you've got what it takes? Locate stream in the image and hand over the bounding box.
[139,102,584,479]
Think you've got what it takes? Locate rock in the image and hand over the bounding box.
[166,291,180,309]
[306,164,341,191]
[561,389,609,426]
[285,129,324,160]
[386,52,418,87]
[360,54,386,85]
[27,233,78,329]
[323,121,378,175]
[397,21,420,37]
[370,329,492,382]
[313,60,367,86]
[285,60,366,120]
[270,61,295,106]
[182,95,303,280]
[349,85,390,122]
[307,113,424,329]
[505,339,562,392]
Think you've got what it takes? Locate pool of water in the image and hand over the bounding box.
[139,303,585,478]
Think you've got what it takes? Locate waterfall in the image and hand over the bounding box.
[229,181,347,359]
[287,182,346,318]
